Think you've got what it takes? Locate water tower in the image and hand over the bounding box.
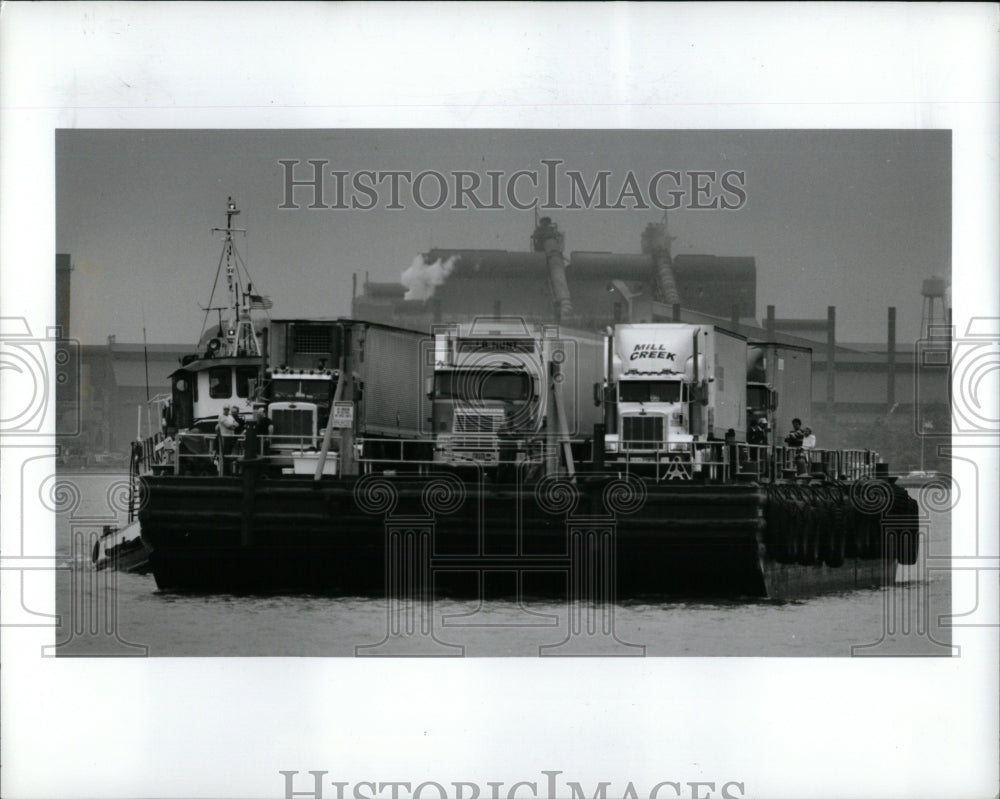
[920,275,949,339]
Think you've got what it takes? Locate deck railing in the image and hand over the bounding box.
[156,427,882,484]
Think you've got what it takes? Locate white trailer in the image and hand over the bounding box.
[603,323,748,458]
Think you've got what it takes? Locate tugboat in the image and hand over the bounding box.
[93,197,269,572]
[163,196,269,477]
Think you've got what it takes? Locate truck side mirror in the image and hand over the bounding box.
[425,376,434,398]
[769,390,779,411]
[593,382,603,407]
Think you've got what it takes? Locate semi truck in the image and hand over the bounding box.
[265,319,432,471]
[166,318,433,476]
[599,323,823,480]
[600,323,747,471]
[261,365,336,458]
[745,342,813,447]
[427,318,604,476]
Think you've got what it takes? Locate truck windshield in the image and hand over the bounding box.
[271,379,332,401]
[747,385,769,411]
[434,371,529,401]
[619,380,682,403]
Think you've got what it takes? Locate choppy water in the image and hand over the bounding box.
[52,473,952,657]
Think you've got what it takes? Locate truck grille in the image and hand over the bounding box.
[271,408,315,441]
[454,410,504,434]
[622,416,663,449]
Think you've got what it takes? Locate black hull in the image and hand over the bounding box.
[139,472,920,599]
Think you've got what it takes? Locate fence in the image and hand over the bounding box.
[147,425,883,485]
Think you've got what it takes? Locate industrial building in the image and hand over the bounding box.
[351,218,951,470]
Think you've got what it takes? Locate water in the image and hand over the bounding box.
[52,473,952,657]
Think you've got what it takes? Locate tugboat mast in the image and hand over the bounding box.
[205,197,264,358]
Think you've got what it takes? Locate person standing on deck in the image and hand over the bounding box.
[216,405,238,473]
[785,418,813,475]
[252,406,273,456]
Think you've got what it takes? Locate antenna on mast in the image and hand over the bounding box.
[203,197,263,358]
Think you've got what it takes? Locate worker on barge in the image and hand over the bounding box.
[785,417,813,475]
[252,406,273,457]
[216,405,239,474]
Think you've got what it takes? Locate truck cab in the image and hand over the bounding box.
[745,342,812,449]
[604,324,704,458]
[611,375,693,455]
[746,381,776,445]
[264,367,336,456]
[429,321,546,469]
[602,324,747,474]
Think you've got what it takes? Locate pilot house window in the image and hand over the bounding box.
[208,367,232,398]
[235,366,258,398]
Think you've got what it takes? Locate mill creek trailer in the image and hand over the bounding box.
[600,323,747,471]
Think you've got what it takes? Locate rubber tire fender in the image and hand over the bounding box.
[822,486,847,568]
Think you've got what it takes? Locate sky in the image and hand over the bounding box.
[56,129,951,346]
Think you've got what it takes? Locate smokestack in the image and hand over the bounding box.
[826,305,836,420]
[56,254,72,338]
[887,306,896,411]
[531,217,572,321]
[641,222,680,306]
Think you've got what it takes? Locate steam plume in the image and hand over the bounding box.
[401,254,458,301]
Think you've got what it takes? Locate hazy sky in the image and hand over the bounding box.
[57,129,950,346]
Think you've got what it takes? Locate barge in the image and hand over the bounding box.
[130,199,921,598]
[139,432,919,599]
